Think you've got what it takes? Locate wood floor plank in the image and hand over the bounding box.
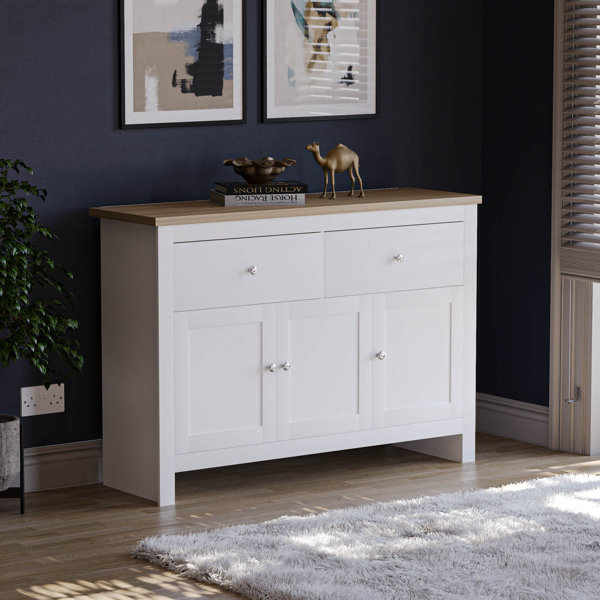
[1,434,599,600]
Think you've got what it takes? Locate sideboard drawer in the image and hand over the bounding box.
[325,222,464,297]
[174,233,323,311]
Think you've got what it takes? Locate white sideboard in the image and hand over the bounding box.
[91,188,481,506]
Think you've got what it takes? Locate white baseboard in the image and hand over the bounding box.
[476,394,549,447]
[23,440,102,492]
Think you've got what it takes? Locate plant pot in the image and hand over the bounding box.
[0,415,20,491]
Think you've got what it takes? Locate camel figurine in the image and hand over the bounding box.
[305,142,365,199]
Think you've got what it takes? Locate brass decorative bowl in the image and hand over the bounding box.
[223,156,296,184]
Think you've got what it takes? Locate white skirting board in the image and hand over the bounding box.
[23,440,102,492]
[476,394,549,447]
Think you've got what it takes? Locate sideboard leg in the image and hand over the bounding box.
[396,433,474,463]
[158,472,176,507]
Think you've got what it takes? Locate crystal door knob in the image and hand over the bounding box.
[248,265,258,275]
[267,363,277,372]
[281,362,291,371]
[376,351,386,360]
[394,254,404,263]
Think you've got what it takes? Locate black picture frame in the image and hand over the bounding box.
[120,0,246,129]
[262,0,379,123]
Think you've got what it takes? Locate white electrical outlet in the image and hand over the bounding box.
[21,384,65,416]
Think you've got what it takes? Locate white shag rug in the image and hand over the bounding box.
[134,474,600,600]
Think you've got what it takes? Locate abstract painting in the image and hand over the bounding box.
[122,0,244,126]
[263,0,377,122]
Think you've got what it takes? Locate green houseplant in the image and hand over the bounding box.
[0,158,83,381]
[0,158,83,494]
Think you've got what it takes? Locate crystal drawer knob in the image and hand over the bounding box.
[267,363,277,372]
[394,254,404,263]
[248,265,258,275]
[281,362,291,371]
[376,351,386,361]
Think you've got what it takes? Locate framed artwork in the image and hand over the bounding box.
[121,0,244,127]
[263,0,378,122]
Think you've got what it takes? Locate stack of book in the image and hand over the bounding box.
[210,181,308,207]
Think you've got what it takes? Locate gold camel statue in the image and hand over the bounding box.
[305,142,365,199]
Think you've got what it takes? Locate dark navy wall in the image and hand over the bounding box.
[478,2,554,406]
[0,1,482,447]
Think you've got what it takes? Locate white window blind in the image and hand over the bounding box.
[560,1,600,278]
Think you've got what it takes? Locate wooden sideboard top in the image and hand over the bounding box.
[89,187,482,227]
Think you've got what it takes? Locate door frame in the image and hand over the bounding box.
[549,0,600,453]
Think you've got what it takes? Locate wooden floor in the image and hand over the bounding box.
[1,434,600,600]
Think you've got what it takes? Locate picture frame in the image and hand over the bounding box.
[121,0,245,128]
[262,0,378,123]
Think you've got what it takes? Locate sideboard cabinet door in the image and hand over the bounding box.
[174,305,277,454]
[276,296,373,440]
[372,287,464,428]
